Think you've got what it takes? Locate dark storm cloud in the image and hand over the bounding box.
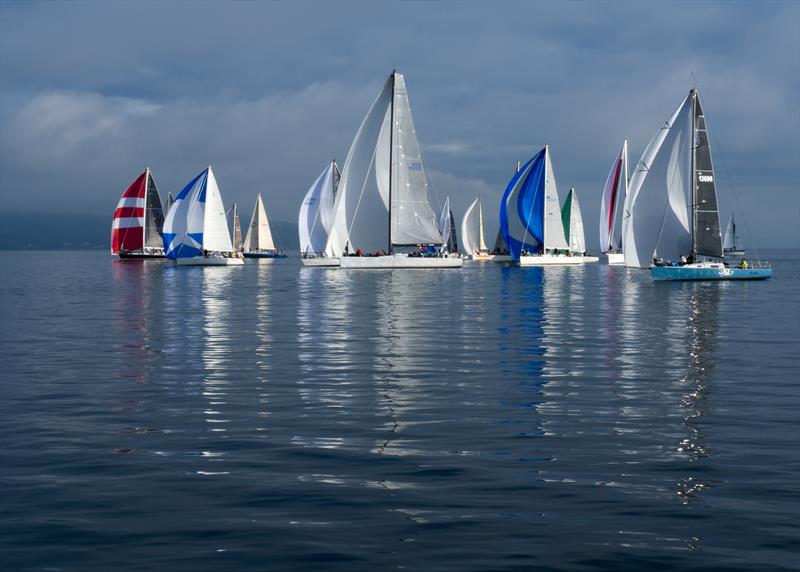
[1,0,798,247]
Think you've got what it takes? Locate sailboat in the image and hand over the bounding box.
[329,71,462,269]
[165,192,175,217]
[243,194,286,259]
[162,166,244,266]
[599,141,627,265]
[299,160,342,267]
[111,168,166,259]
[561,187,597,261]
[500,146,585,266]
[492,161,519,264]
[722,212,745,256]
[225,203,243,251]
[437,197,459,254]
[622,88,770,280]
[461,198,492,260]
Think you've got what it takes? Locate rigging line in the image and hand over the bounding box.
[705,115,762,264]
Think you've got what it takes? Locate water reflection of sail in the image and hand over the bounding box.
[253,261,273,432]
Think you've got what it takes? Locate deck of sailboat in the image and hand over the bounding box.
[519,254,586,266]
[651,263,771,281]
[300,257,340,267]
[340,255,463,269]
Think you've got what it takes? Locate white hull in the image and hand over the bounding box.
[176,256,245,266]
[519,254,585,266]
[340,255,463,269]
[491,255,515,264]
[301,257,340,267]
[582,255,600,263]
[470,253,493,261]
[606,252,625,265]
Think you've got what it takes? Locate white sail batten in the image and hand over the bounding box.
[201,168,234,252]
[461,198,480,255]
[623,94,692,268]
[244,194,276,252]
[543,148,569,251]
[390,73,442,247]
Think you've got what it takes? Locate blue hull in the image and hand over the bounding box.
[243,252,287,259]
[651,266,772,281]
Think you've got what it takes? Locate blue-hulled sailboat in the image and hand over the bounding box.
[622,88,770,281]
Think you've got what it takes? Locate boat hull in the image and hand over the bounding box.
[519,254,585,266]
[470,253,493,261]
[244,252,287,259]
[301,257,340,267]
[176,257,245,266]
[491,255,515,264]
[606,252,625,265]
[582,256,600,263]
[651,265,771,281]
[118,252,165,259]
[339,256,463,269]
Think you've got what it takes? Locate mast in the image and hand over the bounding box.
[388,70,395,254]
[690,89,697,258]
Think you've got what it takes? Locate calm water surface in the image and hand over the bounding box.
[1,250,798,571]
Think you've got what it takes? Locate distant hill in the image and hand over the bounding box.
[0,211,299,250]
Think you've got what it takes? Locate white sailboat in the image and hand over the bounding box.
[299,160,342,267]
[225,203,243,251]
[328,71,462,269]
[162,166,244,266]
[461,198,492,260]
[562,187,597,262]
[722,212,745,256]
[243,194,286,259]
[500,146,585,266]
[599,140,627,265]
[437,196,459,255]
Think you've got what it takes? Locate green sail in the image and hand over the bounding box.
[561,188,573,246]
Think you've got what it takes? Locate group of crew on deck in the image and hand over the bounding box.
[203,249,244,259]
[343,245,450,257]
[653,254,749,268]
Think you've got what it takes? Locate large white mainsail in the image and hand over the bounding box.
[562,188,586,254]
[543,147,570,251]
[599,140,627,253]
[244,194,276,252]
[623,94,693,268]
[299,160,340,256]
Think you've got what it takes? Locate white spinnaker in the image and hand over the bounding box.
[543,148,570,251]
[461,198,480,255]
[325,76,393,256]
[245,194,275,251]
[568,189,586,254]
[599,141,626,253]
[390,73,442,246]
[202,167,234,252]
[438,196,451,245]
[299,162,336,255]
[623,94,692,268]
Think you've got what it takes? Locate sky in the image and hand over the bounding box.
[1,0,798,249]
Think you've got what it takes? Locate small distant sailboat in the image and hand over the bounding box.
[599,141,627,265]
[461,198,492,260]
[723,212,745,256]
[622,88,770,280]
[500,146,585,266]
[111,168,166,259]
[561,187,597,261]
[330,71,461,268]
[437,197,459,254]
[162,166,244,266]
[226,203,243,251]
[299,160,342,267]
[243,194,286,259]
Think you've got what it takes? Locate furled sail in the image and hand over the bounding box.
[163,167,234,259]
[623,93,693,268]
[226,203,242,250]
[112,169,165,254]
[599,141,627,253]
[244,194,276,252]
[561,187,586,254]
[299,160,340,256]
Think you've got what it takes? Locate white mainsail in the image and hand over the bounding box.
[564,188,586,254]
[623,94,693,268]
[226,203,242,250]
[599,140,627,253]
[299,160,339,256]
[244,194,276,252]
[543,147,570,251]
